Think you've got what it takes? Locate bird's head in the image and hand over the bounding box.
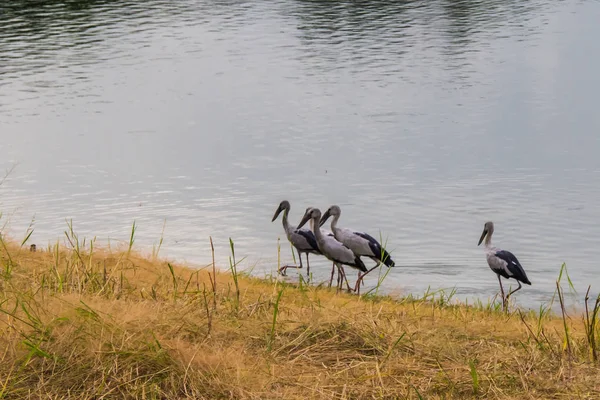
[319,205,341,227]
[297,207,321,230]
[478,221,494,246]
[271,200,291,222]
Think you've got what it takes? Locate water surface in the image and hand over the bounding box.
[1,0,600,308]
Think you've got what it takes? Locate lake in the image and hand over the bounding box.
[1,0,599,309]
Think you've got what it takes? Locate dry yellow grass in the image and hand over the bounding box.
[1,236,599,399]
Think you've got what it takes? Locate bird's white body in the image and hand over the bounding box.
[484,243,503,271]
[311,219,361,267]
[332,226,374,259]
[484,244,511,278]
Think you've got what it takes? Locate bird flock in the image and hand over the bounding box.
[272,200,531,306]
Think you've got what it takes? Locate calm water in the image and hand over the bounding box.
[1,0,600,308]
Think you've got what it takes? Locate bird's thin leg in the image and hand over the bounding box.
[354,262,381,294]
[338,266,345,291]
[497,275,506,310]
[507,281,523,298]
[278,250,302,276]
[328,263,336,288]
[359,271,362,287]
[306,254,310,279]
[335,264,343,293]
[335,264,345,292]
[340,267,352,292]
[363,260,381,286]
[279,263,301,276]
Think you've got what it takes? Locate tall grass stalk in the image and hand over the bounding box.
[550,262,576,309]
[0,365,13,398]
[275,237,281,276]
[65,219,85,266]
[87,236,96,273]
[267,288,284,351]
[152,219,167,260]
[209,236,216,310]
[372,231,393,296]
[518,310,558,358]
[584,285,600,362]
[52,240,63,293]
[167,263,178,301]
[468,359,480,394]
[202,283,212,336]
[127,220,137,258]
[20,216,35,249]
[0,163,16,187]
[182,270,197,295]
[412,386,425,400]
[379,332,406,368]
[0,233,14,277]
[229,238,241,310]
[556,281,572,356]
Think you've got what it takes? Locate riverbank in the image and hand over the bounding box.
[0,237,599,399]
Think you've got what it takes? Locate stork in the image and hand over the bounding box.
[297,207,367,292]
[319,205,395,294]
[271,200,323,277]
[478,221,531,308]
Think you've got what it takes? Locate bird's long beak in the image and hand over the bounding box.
[271,205,283,222]
[297,211,311,229]
[319,209,331,227]
[477,228,487,246]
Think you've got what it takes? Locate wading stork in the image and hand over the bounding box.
[320,205,395,294]
[478,221,531,307]
[272,200,323,277]
[298,207,367,292]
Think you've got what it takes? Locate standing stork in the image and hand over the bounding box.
[478,221,531,308]
[298,207,367,292]
[320,205,395,294]
[272,200,322,277]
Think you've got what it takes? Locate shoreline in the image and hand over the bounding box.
[9,229,585,313]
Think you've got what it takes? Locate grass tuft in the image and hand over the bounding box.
[0,228,599,399]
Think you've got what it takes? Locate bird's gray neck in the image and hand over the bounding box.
[311,218,324,244]
[281,209,293,235]
[330,213,340,234]
[484,233,493,248]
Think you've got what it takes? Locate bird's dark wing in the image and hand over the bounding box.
[354,232,395,267]
[495,250,531,285]
[295,229,320,253]
[353,255,367,272]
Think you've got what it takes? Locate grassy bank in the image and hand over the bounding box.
[1,233,600,399]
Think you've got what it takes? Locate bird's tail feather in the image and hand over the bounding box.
[355,256,367,272]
